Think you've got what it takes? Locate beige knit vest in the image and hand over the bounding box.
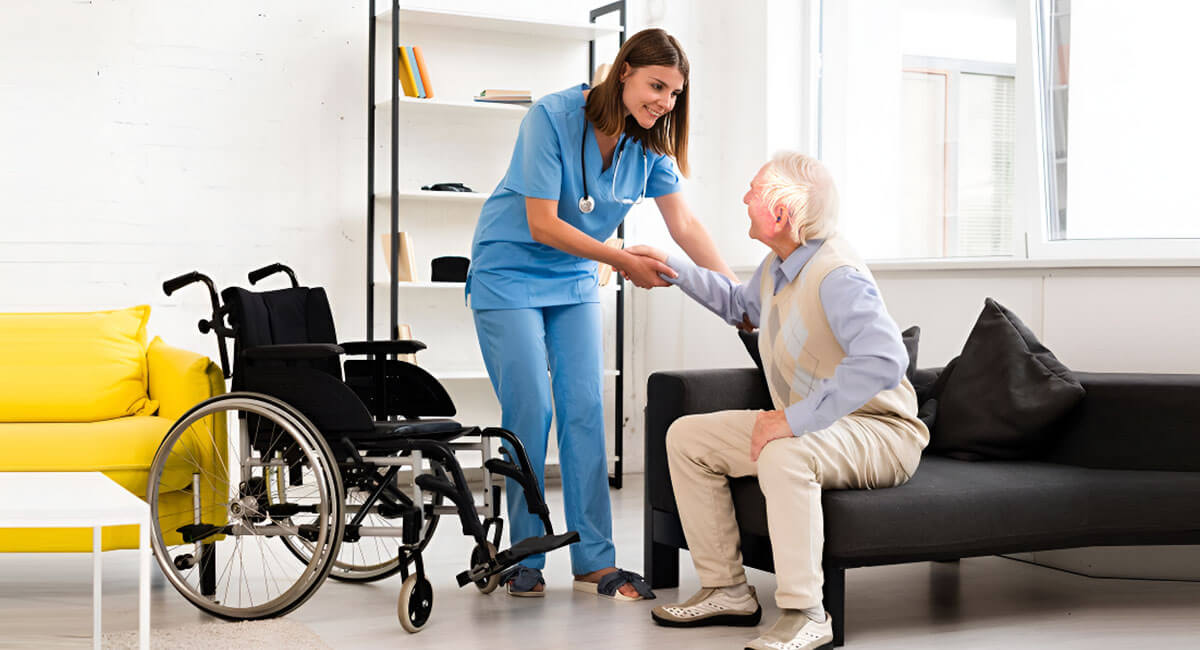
[757,236,928,444]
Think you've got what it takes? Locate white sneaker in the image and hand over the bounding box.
[650,586,762,627]
[744,612,834,650]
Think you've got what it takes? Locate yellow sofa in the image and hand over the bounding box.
[0,306,225,551]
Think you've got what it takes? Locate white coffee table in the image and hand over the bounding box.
[0,472,150,650]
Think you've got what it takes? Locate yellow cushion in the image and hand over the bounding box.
[0,417,174,494]
[0,306,158,422]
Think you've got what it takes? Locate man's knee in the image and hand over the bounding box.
[757,436,819,484]
[665,414,708,460]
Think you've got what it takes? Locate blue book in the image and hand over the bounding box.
[406,46,426,99]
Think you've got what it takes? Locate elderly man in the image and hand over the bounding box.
[629,152,928,650]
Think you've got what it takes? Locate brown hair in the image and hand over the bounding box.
[584,28,691,176]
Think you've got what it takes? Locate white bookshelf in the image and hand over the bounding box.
[369,1,629,485]
[375,6,624,42]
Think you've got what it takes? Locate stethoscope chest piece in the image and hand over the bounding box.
[578,195,595,214]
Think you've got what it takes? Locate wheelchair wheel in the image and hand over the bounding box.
[397,573,434,633]
[147,393,344,620]
[471,541,500,594]
[275,464,445,583]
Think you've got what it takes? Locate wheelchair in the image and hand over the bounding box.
[147,263,577,632]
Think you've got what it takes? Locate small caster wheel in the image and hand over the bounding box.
[173,554,195,571]
[470,542,500,594]
[397,573,433,633]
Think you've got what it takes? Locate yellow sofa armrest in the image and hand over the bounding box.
[147,337,226,422]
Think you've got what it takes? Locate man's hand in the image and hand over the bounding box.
[735,313,755,332]
[750,409,793,461]
[618,249,677,289]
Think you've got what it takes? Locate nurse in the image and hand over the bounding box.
[468,28,734,600]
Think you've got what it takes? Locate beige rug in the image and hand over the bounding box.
[102,619,331,649]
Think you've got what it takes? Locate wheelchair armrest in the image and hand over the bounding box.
[243,343,344,361]
[339,340,427,356]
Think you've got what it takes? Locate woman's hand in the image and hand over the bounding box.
[619,250,677,289]
[624,244,668,263]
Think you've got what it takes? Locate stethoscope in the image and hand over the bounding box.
[578,125,649,214]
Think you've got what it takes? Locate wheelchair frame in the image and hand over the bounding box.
[150,264,577,631]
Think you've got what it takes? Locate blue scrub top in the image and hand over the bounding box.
[467,83,684,310]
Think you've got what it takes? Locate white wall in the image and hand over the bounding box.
[1,1,368,359]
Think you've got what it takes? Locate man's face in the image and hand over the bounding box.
[620,64,684,130]
[744,164,782,243]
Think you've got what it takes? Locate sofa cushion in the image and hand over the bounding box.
[0,306,157,422]
[729,455,1200,564]
[0,416,176,495]
[930,298,1085,460]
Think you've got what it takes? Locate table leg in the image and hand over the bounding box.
[139,517,150,650]
[93,526,101,650]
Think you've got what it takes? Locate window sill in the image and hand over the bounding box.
[732,256,1200,275]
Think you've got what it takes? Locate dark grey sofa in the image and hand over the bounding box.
[644,367,1200,646]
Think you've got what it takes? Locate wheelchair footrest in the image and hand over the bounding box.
[177,523,227,544]
[454,531,580,588]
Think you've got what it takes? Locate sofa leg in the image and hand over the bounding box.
[646,540,680,589]
[823,565,845,647]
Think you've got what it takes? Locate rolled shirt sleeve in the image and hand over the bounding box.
[661,254,763,327]
[500,105,563,200]
[783,266,909,436]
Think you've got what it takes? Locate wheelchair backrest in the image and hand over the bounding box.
[221,286,375,434]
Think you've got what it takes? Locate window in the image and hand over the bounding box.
[1038,0,1200,242]
[820,0,1018,260]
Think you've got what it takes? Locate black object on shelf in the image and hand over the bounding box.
[431,256,469,282]
[421,182,474,192]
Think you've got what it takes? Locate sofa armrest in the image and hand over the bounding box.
[147,338,225,422]
[645,368,773,513]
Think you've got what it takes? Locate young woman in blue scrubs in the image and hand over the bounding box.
[468,29,735,600]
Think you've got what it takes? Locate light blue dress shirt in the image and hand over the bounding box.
[663,240,908,437]
[467,84,684,310]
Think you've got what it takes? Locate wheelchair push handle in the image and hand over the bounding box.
[248,263,299,288]
[162,269,233,379]
[163,271,204,296]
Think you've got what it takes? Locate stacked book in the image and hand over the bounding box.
[473,89,532,105]
[398,45,434,99]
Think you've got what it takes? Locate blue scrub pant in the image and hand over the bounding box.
[472,302,615,574]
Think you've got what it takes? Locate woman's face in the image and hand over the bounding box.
[619,64,685,129]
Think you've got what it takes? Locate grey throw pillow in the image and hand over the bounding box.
[929,298,1086,461]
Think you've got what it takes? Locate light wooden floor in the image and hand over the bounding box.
[3,474,1200,649]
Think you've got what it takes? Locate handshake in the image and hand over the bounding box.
[617,245,677,289]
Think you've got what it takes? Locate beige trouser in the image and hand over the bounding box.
[666,409,924,610]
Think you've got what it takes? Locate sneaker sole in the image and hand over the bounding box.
[652,605,763,628]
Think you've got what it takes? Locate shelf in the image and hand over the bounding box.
[375,95,529,115]
[375,6,624,41]
[428,369,621,380]
[376,189,489,203]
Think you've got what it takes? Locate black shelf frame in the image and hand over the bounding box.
[366,1,629,489]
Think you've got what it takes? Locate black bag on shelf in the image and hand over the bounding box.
[431,256,470,282]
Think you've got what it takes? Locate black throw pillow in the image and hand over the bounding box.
[737,329,764,374]
[929,298,1085,461]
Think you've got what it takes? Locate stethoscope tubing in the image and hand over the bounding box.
[578,123,647,214]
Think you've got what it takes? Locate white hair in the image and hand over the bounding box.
[759,151,839,244]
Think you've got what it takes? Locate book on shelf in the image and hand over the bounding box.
[380,232,418,282]
[474,88,532,104]
[405,46,426,98]
[596,237,623,287]
[397,47,419,98]
[412,45,434,99]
